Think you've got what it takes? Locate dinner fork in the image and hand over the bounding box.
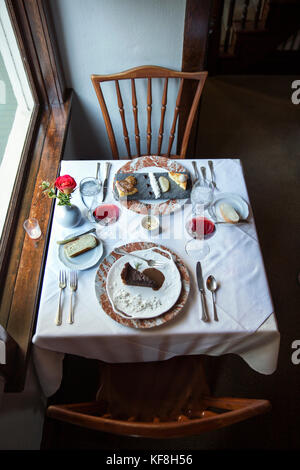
[68,270,78,324]
[114,248,167,268]
[192,161,200,183]
[56,270,66,326]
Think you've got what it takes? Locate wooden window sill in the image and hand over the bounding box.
[0,90,73,392]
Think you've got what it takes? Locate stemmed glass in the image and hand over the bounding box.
[80,177,120,226]
[185,214,216,259]
[184,171,216,259]
[79,177,102,222]
[190,171,214,211]
[92,203,120,226]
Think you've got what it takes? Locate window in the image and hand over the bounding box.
[0,1,35,237]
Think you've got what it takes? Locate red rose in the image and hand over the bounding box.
[55,175,77,195]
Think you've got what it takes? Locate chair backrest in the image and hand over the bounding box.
[91,66,207,159]
[46,357,271,439]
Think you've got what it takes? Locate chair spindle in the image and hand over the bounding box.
[95,83,119,159]
[157,78,168,156]
[115,80,131,158]
[167,78,184,157]
[131,78,141,157]
[147,78,152,155]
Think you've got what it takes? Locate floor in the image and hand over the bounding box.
[0,358,46,450]
[41,75,300,450]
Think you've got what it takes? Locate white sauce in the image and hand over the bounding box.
[113,288,162,314]
[148,173,161,199]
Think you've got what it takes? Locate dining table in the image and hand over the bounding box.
[32,157,280,398]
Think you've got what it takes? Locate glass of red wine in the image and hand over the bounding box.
[92,203,120,226]
[185,216,216,259]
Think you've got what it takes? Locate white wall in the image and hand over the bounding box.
[47,0,186,159]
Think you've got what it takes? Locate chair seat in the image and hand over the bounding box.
[46,356,271,439]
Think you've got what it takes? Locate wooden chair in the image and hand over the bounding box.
[46,356,271,439]
[91,66,208,159]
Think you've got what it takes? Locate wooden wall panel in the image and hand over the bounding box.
[178,0,211,157]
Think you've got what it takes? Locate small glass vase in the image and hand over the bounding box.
[55,203,81,228]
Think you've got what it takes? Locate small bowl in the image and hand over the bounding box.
[140,215,160,236]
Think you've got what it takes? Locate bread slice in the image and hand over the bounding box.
[64,234,97,258]
[219,203,240,223]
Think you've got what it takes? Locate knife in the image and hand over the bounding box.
[96,162,100,181]
[56,228,96,245]
[100,162,112,202]
[196,261,209,322]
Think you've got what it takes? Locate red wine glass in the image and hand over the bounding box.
[92,203,120,226]
[185,216,216,259]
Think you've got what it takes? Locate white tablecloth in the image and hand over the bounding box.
[32,159,280,397]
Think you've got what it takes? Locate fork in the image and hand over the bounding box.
[68,270,78,324]
[192,161,200,183]
[114,248,167,268]
[56,270,66,326]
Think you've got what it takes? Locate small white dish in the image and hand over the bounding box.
[58,231,103,270]
[209,192,249,224]
[140,215,160,236]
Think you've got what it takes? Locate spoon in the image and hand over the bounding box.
[206,275,218,321]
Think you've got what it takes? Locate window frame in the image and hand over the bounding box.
[0,0,72,392]
[0,0,36,238]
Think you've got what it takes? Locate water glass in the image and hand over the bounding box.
[190,180,214,211]
[79,177,102,221]
[23,218,42,239]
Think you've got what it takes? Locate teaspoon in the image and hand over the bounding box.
[206,275,218,321]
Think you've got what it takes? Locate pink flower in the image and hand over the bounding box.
[55,175,76,195]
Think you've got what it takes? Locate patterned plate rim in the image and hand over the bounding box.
[95,241,190,329]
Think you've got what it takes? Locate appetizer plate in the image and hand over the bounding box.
[106,247,181,319]
[58,232,103,270]
[95,241,190,329]
[208,192,249,224]
[113,155,191,215]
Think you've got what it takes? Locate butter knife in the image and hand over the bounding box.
[100,162,112,202]
[196,261,209,322]
[96,162,100,181]
[56,228,96,245]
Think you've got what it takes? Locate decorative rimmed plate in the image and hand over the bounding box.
[113,156,191,215]
[106,247,181,319]
[208,192,249,225]
[95,242,190,329]
[58,232,103,271]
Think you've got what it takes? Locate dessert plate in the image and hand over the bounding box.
[113,155,191,215]
[58,231,103,270]
[208,192,249,224]
[106,247,181,319]
[95,241,190,329]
